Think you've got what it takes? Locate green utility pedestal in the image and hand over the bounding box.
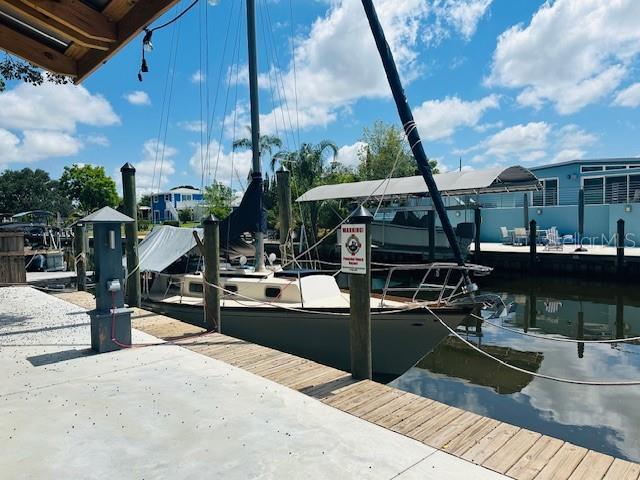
[79,207,135,353]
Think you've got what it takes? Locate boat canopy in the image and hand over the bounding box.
[138,225,203,273]
[296,166,539,203]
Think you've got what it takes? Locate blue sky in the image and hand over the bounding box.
[1,0,639,195]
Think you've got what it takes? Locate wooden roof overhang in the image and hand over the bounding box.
[0,0,181,83]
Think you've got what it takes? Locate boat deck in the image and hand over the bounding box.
[52,290,640,480]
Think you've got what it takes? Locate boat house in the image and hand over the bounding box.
[152,186,205,223]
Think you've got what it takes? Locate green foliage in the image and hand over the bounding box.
[232,126,283,171]
[178,208,193,223]
[204,182,234,219]
[59,164,119,213]
[0,168,72,216]
[139,194,152,207]
[138,219,151,231]
[0,56,70,92]
[357,121,438,180]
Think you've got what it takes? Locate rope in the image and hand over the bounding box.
[426,305,640,386]
[474,312,640,344]
[147,0,199,32]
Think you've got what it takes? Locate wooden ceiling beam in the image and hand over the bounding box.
[0,0,110,50]
[76,0,181,83]
[18,0,116,43]
[0,23,77,76]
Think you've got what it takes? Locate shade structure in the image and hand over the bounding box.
[296,166,540,203]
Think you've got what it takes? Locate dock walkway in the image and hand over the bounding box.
[53,290,640,480]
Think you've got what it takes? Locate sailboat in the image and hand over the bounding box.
[141,0,488,376]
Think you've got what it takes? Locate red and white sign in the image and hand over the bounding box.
[341,224,367,275]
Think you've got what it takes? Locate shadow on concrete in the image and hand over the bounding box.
[0,313,33,329]
[27,348,95,367]
[0,322,90,337]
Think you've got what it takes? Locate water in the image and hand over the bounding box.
[389,275,640,462]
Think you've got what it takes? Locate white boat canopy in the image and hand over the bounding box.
[137,225,203,273]
[296,166,539,203]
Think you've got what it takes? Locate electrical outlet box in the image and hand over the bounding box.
[106,279,121,292]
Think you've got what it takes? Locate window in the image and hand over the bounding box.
[606,165,627,171]
[583,177,604,204]
[189,283,203,294]
[165,194,171,201]
[630,175,640,203]
[152,195,158,203]
[265,287,281,299]
[182,194,192,201]
[165,209,171,220]
[153,210,160,222]
[581,165,603,173]
[605,176,628,204]
[532,179,558,206]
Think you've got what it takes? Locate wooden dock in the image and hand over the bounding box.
[55,291,640,480]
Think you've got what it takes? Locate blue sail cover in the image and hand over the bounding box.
[219,174,266,259]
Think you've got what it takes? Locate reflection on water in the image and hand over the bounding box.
[390,276,640,463]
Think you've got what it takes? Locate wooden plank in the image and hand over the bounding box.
[268,361,325,384]
[603,458,640,480]
[391,400,449,436]
[241,352,298,373]
[533,442,588,480]
[568,450,614,480]
[76,0,180,82]
[300,375,361,399]
[20,0,116,42]
[252,357,309,378]
[324,381,386,409]
[0,0,111,49]
[412,406,467,443]
[377,396,434,429]
[421,410,483,446]
[505,436,565,480]
[286,368,348,391]
[461,423,520,465]
[359,393,411,423]
[443,417,501,457]
[278,364,334,388]
[347,388,406,418]
[0,23,76,76]
[482,429,542,474]
[233,349,286,369]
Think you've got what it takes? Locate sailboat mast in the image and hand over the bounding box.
[246,0,265,271]
[360,0,474,289]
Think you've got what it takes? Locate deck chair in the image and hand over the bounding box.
[500,226,513,244]
[544,227,564,251]
[513,227,528,246]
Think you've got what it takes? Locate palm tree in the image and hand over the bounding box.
[232,126,282,169]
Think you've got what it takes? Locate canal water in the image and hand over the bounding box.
[390,275,640,463]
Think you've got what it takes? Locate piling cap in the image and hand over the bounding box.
[203,214,219,225]
[80,206,134,224]
[349,205,373,224]
[120,162,136,173]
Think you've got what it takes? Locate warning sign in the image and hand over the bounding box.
[341,224,367,275]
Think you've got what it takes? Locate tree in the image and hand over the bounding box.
[232,126,283,171]
[357,121,438,180]
[139,194,152,207]
[59,164,119,213]
[0,168,72,216]
[204,182,234,219]
[178,208,193,223]
[0,56,69,92]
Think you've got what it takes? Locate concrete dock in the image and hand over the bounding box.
[1,286,508,479]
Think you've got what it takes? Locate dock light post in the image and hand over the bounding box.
[79,207,134,353]
[121,162,141,307]
[575,189,587,252]
[203,215,221,332]
[73,223,87,291]
[344,206,373,380]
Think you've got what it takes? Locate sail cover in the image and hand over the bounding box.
[137,225,202,273]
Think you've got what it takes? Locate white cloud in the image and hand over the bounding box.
[0,128,83,163]
[122,139,177,196]
[613,83,640,108]
[83,134,110,147]
[124,90,151,106]
[0,83,119,132]
[552,124,598,163]
[336,141,367,169]
[189,141,252,188]
[191,70,205,84]
[413,94,499,141]
[426,0,492,45]
[178,120,206,133]
[487,0,640,114]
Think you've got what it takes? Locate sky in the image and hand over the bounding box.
[1,0,639,196]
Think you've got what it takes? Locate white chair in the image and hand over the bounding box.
[513,227,528,246]
[544,227,564,251]
[500,226,513,244]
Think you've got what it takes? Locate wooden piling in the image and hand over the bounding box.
[529,220,537,273]
[0,231,26,285]
[73,224,86,291]
[575,189,587,252]
[617,219,625,278]
[203,215,221,332]
[121,163,141,307]
[349,206,373,380]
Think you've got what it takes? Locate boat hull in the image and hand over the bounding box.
[142,300,470,377]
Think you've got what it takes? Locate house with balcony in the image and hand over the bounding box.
[151,186,206,223]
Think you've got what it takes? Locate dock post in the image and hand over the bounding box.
[575,189,587,252]
[120,163,141,307]
[276,165,292,263]
[348,206,373,380]
[474,207,481,263]
[427,210,435,262]
[73,223,86,291]
[529,220,537,273]
[523,193,529,228]
[577,311,584,359]
[203,215,221,332]
[617,219,625,279]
